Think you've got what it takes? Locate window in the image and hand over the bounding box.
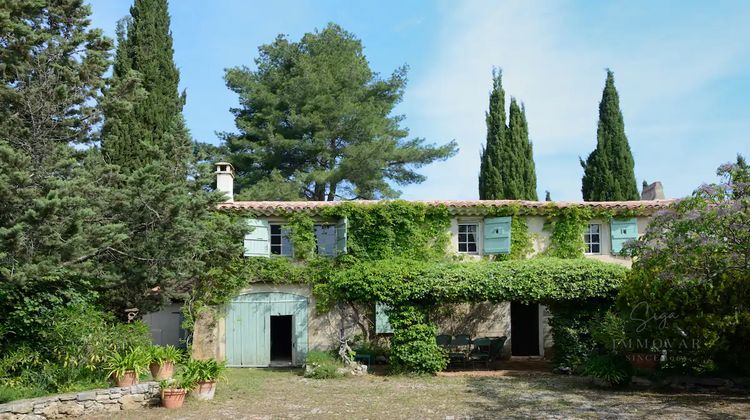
[584,224,601,254]
[314,224,337,256]
[458,223,479,254]
[270,224,292,256]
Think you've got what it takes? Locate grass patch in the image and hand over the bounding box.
[0,385,48,404]
[303,351,345,379]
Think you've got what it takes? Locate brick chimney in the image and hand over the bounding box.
[641,181,665,200]
[215,162,234,202]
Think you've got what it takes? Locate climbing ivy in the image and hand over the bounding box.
[205,200,648,373]
[496,215,533,260]
[545,207,591,258]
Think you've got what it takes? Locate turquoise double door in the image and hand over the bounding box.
[225,292,309,367]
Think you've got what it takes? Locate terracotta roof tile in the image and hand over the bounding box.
[217,199,676,216]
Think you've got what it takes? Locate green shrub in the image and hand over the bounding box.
[547,300,612,372]
[182,358,226,382]
[584,354,633,387]
[387,307,447,374]
[149,345,184,365]
[0,385,47,404]
[104,347,151,378]
[304,351,345,379]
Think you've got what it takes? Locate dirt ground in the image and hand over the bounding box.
[100,367,750,419]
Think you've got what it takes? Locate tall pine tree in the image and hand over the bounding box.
[101,0,190,174]
[478,69,506,199]
[580,70,639,201]
[479,69,538,200]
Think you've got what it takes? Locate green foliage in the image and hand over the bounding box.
[320,257,626,308]
[387,307,447,374]
[223,23,457,200]
[546,208,589,259]
[619,156,750,375]
[104,347,151,378]
[101,0,191,172]
[288,213,317,260]
[182,358,226,383]
[304,351,345,379]
[584,353,633,387]
[546,301,613,371]
[479,69,537,200]
[0,385,48,404]
[323,201,452,261]
[580,70,639,201]
[149,345,184,365]
[495,216,533,261]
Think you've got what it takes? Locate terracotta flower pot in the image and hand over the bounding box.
[627,352,660,370]
[150,361,175,380]
[191,380,217,400]
[115,370,139,387]
[161,388,188,409]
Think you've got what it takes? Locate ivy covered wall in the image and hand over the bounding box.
[192,200,653,373]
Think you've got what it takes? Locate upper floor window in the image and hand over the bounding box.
[584,224,601,254]
[314,224,337,256]
[458,223,479,254]
[270,224,292,256]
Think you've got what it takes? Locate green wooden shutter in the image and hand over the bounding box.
[244,218,270,257]
[375,302,393,334]
[483,216,512,254]
[610,218,638,254]
[335,217,348,256]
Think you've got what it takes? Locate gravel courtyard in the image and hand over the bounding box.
[103,368,750,419]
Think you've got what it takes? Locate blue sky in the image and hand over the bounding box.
[87,0,750,201]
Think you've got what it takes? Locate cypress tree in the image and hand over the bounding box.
[580,70,639,201]
[479,69,538,200]
[102,0,190,173]
[479,68,507,200]
[508,99,538,200]
[545,190,551,201]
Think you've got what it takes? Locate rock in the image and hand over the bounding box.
[57,394,76,402]
[57,402,84,417]
[120,395,145,410]
[76,392,97,402]
[102,403,121,413]
[109,393,122,399]
[95,394,111,401]
[37,402,59,419]
[5,403,32,415]
[131,384,150,394]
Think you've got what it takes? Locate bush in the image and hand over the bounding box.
[387,307,447,374]
[584,354,633,387]
[304,351,345,379]
[182,358,226,382]
[620,156,750,375]
[547,300,612,372]
[0,303,151,400]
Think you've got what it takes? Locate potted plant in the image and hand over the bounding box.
[105,347,150,387]
[183,358,226,400]
[149,345,183,380]
[159,376,195,409]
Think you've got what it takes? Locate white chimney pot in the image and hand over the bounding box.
[215,162,235,202]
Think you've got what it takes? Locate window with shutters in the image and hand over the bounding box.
[314,224,337,256]
[458,223,479,254]
[584,224,601,254]
[270,224,293,256]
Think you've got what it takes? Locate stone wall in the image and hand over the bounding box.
[0,382,160,419]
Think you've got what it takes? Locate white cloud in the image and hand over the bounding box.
[400,0,750,201]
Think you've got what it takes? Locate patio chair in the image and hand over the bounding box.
[436,334,452,347]
[448,334,472,368]
[469,336,506,369]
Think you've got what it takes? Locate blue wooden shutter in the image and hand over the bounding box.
[335,217,347,256]
[375,302,393,334]
[244,218,270,257]
[610,218,638,254]
[483,216,512,254]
